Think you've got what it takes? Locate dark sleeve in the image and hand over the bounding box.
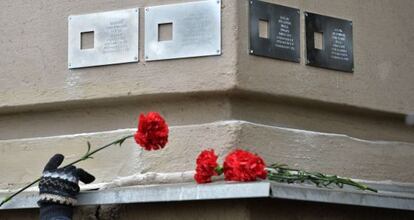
[40,204,73,220]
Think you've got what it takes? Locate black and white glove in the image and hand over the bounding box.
[38,154,95,220]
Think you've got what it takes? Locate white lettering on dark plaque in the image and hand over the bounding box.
[103,19,129,53]
[330,28,349,61]
[275,15,295,51]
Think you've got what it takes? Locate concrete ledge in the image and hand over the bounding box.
[238,121,414,182]
[0,122,240,189]
[1,120,414,189]
[270,182,414,211]
[1,181,414,211]
[0,182,270,210]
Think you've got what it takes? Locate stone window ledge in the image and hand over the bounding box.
[1,181,413,211]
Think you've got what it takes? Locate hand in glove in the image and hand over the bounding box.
[38,154,95,220]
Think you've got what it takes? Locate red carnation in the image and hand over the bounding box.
[194,149,220,184]
[134,112,169,151]
[223,149,267,182]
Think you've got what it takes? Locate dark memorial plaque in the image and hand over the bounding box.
[249,0,300,63]
[305,12,354,72]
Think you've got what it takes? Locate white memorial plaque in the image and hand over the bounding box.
[145,0,221,61]
[68,8,139,69]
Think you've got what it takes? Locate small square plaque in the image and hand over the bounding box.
[144,0,221,61]
[249,0,300,63]
[68,8,139,69]
[305,12,354,72]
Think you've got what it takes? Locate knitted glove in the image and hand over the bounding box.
[38,154,95,220]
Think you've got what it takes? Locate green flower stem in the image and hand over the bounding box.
[215,166,224,175]
[267,163,377,193]
[0,134,134,207]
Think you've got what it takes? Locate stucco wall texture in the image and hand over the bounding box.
[1,121,413,190]
[0,0,412,142]
[0,0,414,219]
[0,0,413,114]
[237,0,414,114]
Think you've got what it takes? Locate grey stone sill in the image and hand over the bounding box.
[1,181,413,211]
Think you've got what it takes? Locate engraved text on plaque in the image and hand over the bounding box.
[68,8,139,69]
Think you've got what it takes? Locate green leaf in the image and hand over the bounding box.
[87,141,91,153]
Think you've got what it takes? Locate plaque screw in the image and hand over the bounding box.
[145,8,149,12]
[134,57,138,60]
[304,12,308,17]
[145,56,149,59]
[217,50,220,54]
[250,1,253,5]
[250,50,254,54]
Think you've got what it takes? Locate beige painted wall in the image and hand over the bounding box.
[0,0,238,112]
[237,0,414,114]
[1,95,412,142]
[0,0,412,142]
[0,0,413,215]
[0,0,413,114]
[0,95,232,140]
